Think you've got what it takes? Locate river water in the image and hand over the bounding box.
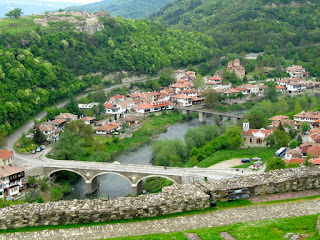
[63,117,216,200]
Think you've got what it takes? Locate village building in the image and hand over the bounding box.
[307,145,320,158]
[120,115,140,126]
[136,100,173,114]
[171,94,192,107]
[242,121,273,147]
[38,124,58,143]
[286,65,309,78]
[174,69,185,80]
[268,115,294,129]
[226,59,245,79]
[78,103,99,112]
[284,148,302,160]
[169,83,192,94]
[309,128,320,143]
[110,95,126,103]
[294,111,320,126]
[79,116,96,125]
[95,122,122,135]
[0,151,25,200]
[0,150,14,167]
[55,113,77,123]
[104,102,125,118]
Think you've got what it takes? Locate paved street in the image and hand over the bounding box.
[1,199,320,240]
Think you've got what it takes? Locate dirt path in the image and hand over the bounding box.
[208,158,243,169]
[2,199,320,240]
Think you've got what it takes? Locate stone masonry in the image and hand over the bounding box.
[2,166,320,230]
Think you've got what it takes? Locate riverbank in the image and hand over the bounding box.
[48,111,196,163]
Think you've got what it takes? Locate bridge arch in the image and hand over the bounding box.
[47,169,87,181]
[90,172,133,185]
[135,175,178,186]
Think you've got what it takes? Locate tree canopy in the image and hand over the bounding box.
[5,8,23,19]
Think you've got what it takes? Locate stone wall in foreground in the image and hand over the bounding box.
[2,166,320,230]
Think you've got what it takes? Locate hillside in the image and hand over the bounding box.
[0,13,217,136]
[151,0,320,54]
[65,0,177,19]
[0,0,81,18]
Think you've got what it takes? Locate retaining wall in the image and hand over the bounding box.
[2,166,320,230]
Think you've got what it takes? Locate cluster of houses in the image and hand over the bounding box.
[241,108,320,166]
[276,77,320,94]
[0,150,26,200]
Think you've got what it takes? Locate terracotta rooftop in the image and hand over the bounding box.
[0,150,13,161]
[136,103,153,110]
[111,94,126,100]
[55,113,77,120]
[307,146,320,157]
[81,116,96,121]
[0,165,25,177]
[172,94,192,99]
[269,115,290,121]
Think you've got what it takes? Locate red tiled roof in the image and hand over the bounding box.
[276,85,285,89]
[307,146,320,157]
[285,158,305,164]
[192,97,202,101]
[294,111,320,119]
[55,113,77,119]
[242,129,273,137]
[104,102,117,109]
[137,103,153,110]
[172,94,192,99]
[209,76,222,81]
[111,94,126,100]
[81,116,96,121]
[311,158,320,165]
[0,150,13,161]
[269,115,290,121]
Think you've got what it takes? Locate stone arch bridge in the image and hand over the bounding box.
[26,160,233,196]
[173,107,244,123]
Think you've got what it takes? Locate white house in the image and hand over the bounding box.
[136,100,173,114]
[0,165,26,200]
[95,122,122,135]
[171,94,192,107]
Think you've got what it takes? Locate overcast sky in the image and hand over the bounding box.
[42,0,102,3]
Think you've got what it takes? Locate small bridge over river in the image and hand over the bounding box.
[26,160,234,195]
[173,107,244,123]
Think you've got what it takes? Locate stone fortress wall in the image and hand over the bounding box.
[1,166,320,230]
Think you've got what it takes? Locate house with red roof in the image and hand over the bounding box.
[286,65,309,78]
[136,100,173,114]
[242,121,273,147]
[104,101,125,118]
[0,151,26,200]
[0,150,14,166]
[55,113,77,123]
[169,83,192,94]
[306,145,320,158]
[95,122,122,135]
[294,111,320,126]
[110,95,126,103]
[284,148,302,160]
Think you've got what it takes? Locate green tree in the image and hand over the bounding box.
[193,74,204,89]
[33,127,46,145]
[5,8,23,19]
[225,125,243,149]
[300,122,310,133]
[243,109,266,129]
[265,86,277,102]
[202,89,219,109]
[52,129,84,160]
[289,140,298,149]
[297,135,303,145]
[266,129,290,148]
[266,157,286,172]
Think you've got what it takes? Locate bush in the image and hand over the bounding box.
[266,157,286,172]
[51,187,63,201]
[41,182,49,191]
[28,177,37,187]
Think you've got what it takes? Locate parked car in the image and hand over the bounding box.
[36,147,42,152]
[241,158,250,163]
[31,150,36,154]
[252,157,261,161]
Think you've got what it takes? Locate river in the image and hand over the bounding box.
[63,116,216,200]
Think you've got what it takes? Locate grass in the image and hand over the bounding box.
[2,195,320,235]
[107,214,320,240]
[0,16,42,34]
[197,147,277,168]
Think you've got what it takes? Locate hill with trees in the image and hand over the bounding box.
[65,0,177,19]
[151,0,320,74]
[0,13,218,139]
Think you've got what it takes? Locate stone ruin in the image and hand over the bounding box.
[33,11,108,35]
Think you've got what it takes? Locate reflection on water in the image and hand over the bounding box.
[64,116,216,200]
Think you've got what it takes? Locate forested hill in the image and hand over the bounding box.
[65,0,177,19]
[151,0,320,53]
[0,14,217,137]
